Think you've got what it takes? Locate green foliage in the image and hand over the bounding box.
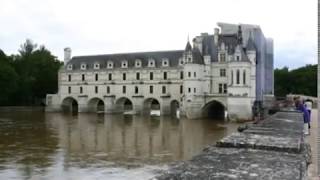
[274,64,317,97]
[0,39,62,106]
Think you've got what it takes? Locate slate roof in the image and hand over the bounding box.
[218,34,239,54]
[66,50,184,70]
[246,36,256,51]
[197,33,251,62]
[185,41,192,51]
[191,47,204,64]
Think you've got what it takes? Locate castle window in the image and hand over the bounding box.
[220,54,226,62]
[220,69,226,77]
[95,86,98,93]
[82,74,85,81]
[81,63,87,70]
[123,73,126,80]
[121,60,128,68]
[236,70,240,84]
[135,86,139,94]
[68,74,71,82]
[68,86,71,94]
[148,59,155,67]
[194,72,196,77]
[162,58,169,67]
[231,70,234,84]
[150,86,153,94]
[107,86,110,94]
[107,61,113,69]
[243,70,246,85]
[94,63,100,69]
[135,59,142,68]
[180,71,184,79]
[162,86,166,94]
[180,85,183,94]
[194,88,196,93]
[136,72,140,80]
[150,72,153,80]
[219,83,227,94]
[188,88,191,93]
[236,56,240,61]
[80,86,83,94]
[122,86,126,94]
[188,72,191,77]
[163,72,167,80]
[108,73,112,80]
[223,84,227,93]
[67,64,73,70]
[95,73,98,81]
[188,57,192,62]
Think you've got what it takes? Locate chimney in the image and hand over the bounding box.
[214,28,219,45]
[64,47,71,65]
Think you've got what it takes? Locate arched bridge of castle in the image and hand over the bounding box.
[58,95,227,119]
[60,95,181,116]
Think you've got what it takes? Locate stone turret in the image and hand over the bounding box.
[64,47,72,65]
[214,28,219,45]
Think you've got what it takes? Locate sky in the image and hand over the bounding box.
[0,0,317,69]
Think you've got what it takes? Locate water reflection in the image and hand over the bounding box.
[0,112,239,179]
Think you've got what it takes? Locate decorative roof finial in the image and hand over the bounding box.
[237,25,243,45]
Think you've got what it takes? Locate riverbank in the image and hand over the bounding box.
[154,110,311,180]
[0,106,44,112]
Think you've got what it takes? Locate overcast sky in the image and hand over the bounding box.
[0,0,316,69]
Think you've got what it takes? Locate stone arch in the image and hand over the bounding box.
[202,100,226,120]
[61,97,78,114]
[170,100,180,116]
[88,97,105,113]
[143,98,160,115]
[115,97,133,112]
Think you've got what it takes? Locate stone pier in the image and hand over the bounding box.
[154,110,311,180]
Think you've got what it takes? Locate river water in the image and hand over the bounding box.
[0,111,239,179]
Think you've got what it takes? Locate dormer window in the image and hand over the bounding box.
[236,56,240,61]
[148,59,155,67]
[220,53,226,62]
[162,58,169,67]
[94,63,100,69]
[179,58,184,65]
[135,59,142,68]
[107,61,113,69]
[67,64,73,70]
[80,63,87,70]
[121,60,128,68]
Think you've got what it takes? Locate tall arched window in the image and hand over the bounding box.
[236,70,240,84]
[231,70,233,84]
[243,70,246,85]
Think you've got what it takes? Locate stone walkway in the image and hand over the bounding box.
[154,111,310,180]
[307,109,318,179]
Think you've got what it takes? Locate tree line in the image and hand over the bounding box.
[0,39,62,106]
[274,64,317,98]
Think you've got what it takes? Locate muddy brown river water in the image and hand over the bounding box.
[0,111,239,179]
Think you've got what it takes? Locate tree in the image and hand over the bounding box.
[0,50,18,105]
[274,64,317,97]
[0,39,64,106]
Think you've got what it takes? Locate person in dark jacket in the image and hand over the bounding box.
[295,98,310,135]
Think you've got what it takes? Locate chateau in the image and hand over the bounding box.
[46,22,274,120]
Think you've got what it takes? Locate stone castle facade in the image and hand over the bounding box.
[46,22,274,120]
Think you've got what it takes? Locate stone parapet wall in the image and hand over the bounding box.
[154,110,311,180]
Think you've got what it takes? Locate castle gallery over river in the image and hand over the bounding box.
[46,22,274,120]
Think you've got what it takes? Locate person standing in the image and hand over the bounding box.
[295,98,310,135]
[305,100,312,129]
